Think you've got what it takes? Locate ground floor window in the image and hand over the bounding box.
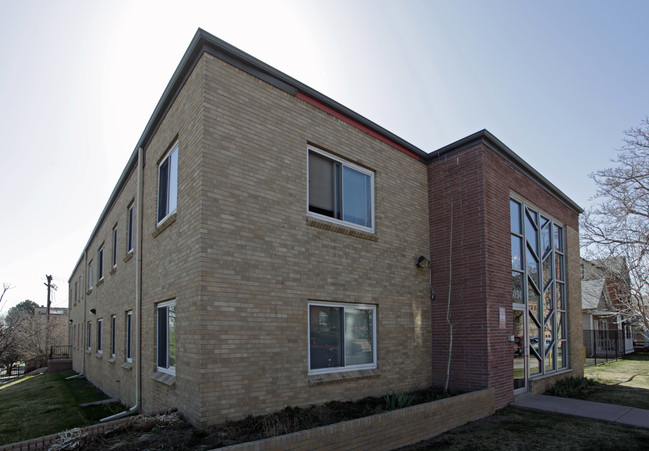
[157,300,176,374]
[308,302,376,374]
[126,311,132,362]
[111,315,116,358]
[87,322,92,351]
[97,319,103,353]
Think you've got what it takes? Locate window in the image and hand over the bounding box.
[98,246,104,281]
[157,143,178,223]
[308,302,376,374]
[112,226,118,267]
[157,301,176,374]
[74,281,78,305]
[510,198,568,376]
[97,319,103,353]
[111,315,116,358]
[126,311,133,362]
[307,147,374,232]
[73,324,77,348]
[87,322,92,351]
[88,261,93,290]
[127,203,135,253]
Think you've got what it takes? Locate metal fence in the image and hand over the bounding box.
[0,363,24,383]
[49,345,71,360]
[583,329,625,366]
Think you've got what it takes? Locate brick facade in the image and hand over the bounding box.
[68,29,583,427]
[428,141,582,408]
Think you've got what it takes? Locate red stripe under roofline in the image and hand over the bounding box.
[295,91,420,160]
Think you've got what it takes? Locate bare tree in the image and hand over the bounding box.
[581,117,649,332]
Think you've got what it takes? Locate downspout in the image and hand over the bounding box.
[101,146,144,422]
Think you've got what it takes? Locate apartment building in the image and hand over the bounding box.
[69,29,583,427]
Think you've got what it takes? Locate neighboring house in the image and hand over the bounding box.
[68,29,583,427]
[29,307,68,351]
[581,258,634,356]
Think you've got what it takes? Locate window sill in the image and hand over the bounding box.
[307,217,378,241]
[308,368,380,386]
[96,279,104,287]
[86,288,93,295]
[122,361,132,370]
[153,212,177,238]
[151,371,176,387]
[108,357,116,364]
[95,353,103,359]
[109,267,117,275]
[85,349,91,354]
[123,251,134,263]
[529,367,572,382]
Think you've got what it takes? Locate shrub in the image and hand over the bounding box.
[546,376,597,398]
[384,392,415,410]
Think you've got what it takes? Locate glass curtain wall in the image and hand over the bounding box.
[511,198,568,386]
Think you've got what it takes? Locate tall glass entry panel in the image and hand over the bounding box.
[513,309,526,391]
[511,198,568,392]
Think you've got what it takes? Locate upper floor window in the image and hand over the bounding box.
[127,203,135,253]
[98,246,105,281]
[88,261,94,290]
[112,226,118,267]
[157,143,178,223]
[307,147,374,232]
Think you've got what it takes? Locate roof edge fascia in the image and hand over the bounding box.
[426,129,584,215]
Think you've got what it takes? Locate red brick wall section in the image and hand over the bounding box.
[428,148,490,394]
[428,143,580,410]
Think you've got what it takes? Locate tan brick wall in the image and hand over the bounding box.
[69,162,138,406]
[190,54,431,426]
[71,52,432,427]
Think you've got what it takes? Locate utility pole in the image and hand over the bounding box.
[45,275,53,359]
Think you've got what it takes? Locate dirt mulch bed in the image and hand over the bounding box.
[52,387,457,450]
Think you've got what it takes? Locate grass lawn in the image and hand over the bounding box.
[0,370,126,446]
[581,352,649,409]
[398,406,649,450]
[401,352,649,450]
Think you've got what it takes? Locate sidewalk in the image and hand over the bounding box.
[512,394,649,429]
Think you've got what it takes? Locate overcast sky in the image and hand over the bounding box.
[1,0,648,311]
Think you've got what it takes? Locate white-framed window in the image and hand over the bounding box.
[127,203,135,253]
[157,142,178,224]
[98,246,105,281]
[308,302,376,374]
[87,321,92,351]
[88,261,93,290]
[307,146,374,232]
[97,319,103,353]
[111,315,116,358]
[157,300,176,374]
[125,311,133,362]
[74,281,78,305]
[112,226,118,268]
